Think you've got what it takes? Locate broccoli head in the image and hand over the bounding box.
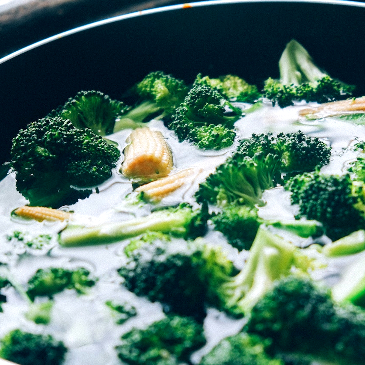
[167,82,242,150]
[263,39,355,107]
[0,329,67,365]
[116,315,205,365]
[245,276,365,365]
[57,90,129,136]
[196,131,330,208]
[114,71,189,131]
[26,267,96,301]
[200,333,283,365]
[118,239,237,320]
[0,276,10,312]
[196,73,261,103]
[195,151,281,208]
[10,116,120,207]
[285,172,365,240]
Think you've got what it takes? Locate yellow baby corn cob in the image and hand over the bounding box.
[121,128,173,182]
[136,168,195,202]
[14,206,72,222]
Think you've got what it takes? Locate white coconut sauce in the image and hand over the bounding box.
[1,101,365,364]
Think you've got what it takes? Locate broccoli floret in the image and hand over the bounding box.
[285,172,365,240]
[196,151,281,208]
[275,131,331,173]
[211,205,323,251]
[114,71,189,131]
[26,267,96,301]
[263,40,355,107]
[245,276,365,365]
[167,82,242,150]
[116,315,205,365]
[0,329,67,365]
[25,301,54,324]
[7,230,53,250]
[189,124,236,150]
[0,276,10,312]
[216,227,316,316]
[124,231,171,258]
[59,203,208,246]
[57,90,129,136]
[196,132,330,208]
[118,239,237,320]
[105,300,137,324]
[196,73,261,103]
[10,116,120,208]
[200,333,283,365]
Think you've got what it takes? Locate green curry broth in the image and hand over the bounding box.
[1,101,365,364]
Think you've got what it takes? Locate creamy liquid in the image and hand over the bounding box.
[1,101,365,364]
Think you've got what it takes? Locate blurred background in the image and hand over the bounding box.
[0,0,364,58]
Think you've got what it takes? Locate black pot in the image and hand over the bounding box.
[1,0,365,163]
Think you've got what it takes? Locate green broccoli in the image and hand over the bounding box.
[59,203,208,246]
[26,267,96,301]
[211,204,323,251]
[6,230,53,250]
[245,276,365,365]
[263,39,355,107]
[285,172,365,240]
[0,275,10,312]
[0,329,67,365]
[10,116,120,208]
[56,90,129,136]
[113,71,189,131]
[167,82,242,150]
[118,239,237,320]
[216,227,316,316]
[196,132,330,208]
[105,300,137,324]
[200,333,283,365]
[196,73,261,103]
[25,301,54,324]
[116,315,205,365]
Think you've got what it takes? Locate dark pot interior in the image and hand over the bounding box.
[1,0,365,163]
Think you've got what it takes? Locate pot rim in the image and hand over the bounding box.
[1,0,365,65]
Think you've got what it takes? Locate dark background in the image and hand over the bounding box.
[1,0,364,58]
[0,0,182,57]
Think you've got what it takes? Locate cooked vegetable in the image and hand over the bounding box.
[135,167,196,202]
[263,39,355,107]
[0,329,67,365]
[121,128,173,182]
[13,206,72,222]
[10,116,120,208]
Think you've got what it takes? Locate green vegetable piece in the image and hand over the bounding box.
[59,203,208,246]
[323,230,365,256]
[0,329,67,365]
[25,301,54,324]
[200,333,283,365]
[116,315,205,365]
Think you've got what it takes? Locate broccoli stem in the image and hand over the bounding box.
[59,210,193,246]
[279,39,326,85]
[323,230,365,257]
[113,100,161,132]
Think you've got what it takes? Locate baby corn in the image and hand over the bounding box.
[14,206,72,222]
[121,128,173,182]
[136,168,196,202]
[299,96,365,119]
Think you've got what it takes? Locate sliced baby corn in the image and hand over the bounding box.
[136,168,196,202]
[121,128,173,182]
[299,96,365,119]
[13,206,72,222]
